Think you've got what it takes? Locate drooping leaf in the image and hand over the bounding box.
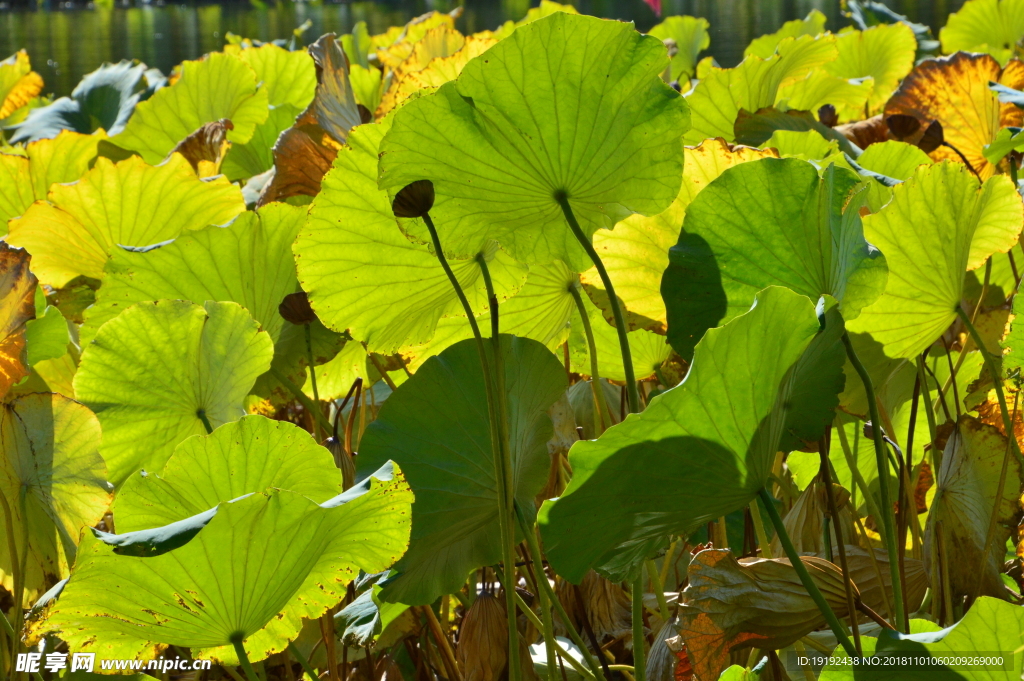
[34,463,411,665]
[539,287,827,582]
[847,161,1023,358]
[0,393,110,601]
[581,139,776,333]
[940,0,1024,66]
[306,33,364,144]
[113,415,342,531]
[0,131,103,232]
[73,300,274,485]
[378,13,689,271]
[647,16,711,82]
[7,154,245,288]
[256,124,338,205]
[884,51,1024,179]
[823,23,917,118]
[684,35,838,144]
[112,52,270,164]
[744,11,827,59]
[298,119,526,355]
[11,60,161,142]
[358,336,567,604]
[0,243,38,398]
[662,159,885,359]
[82,202,305,346]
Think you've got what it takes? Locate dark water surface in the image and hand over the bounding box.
[2,0,966,98]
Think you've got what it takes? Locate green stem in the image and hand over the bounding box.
[424,213,519,681]
[916,356,940,471]
[556,194,639,414]
[957,306,1024,467]
[304,323,322,440]
[757,489,858,659]
[644,560,670,622]
[197,409,214,435]
[287,641,319,681]
[568,282,613,434]
[840,332,906,632]
[511,589,596,681]
[269,367,333,433]
[0,486,20,671]
[748,500,773,558]
[516,508,560,681]
[631,578,646,681]
[231,637,260,681]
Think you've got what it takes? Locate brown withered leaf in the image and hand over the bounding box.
[885,52,1024,178]
[555,570,632,644]
[824,545,928,619]
[169,119,233,177]
[836,114,891,150]
[256,125,338,207]
[0,244,37,399]
[307,33,364,145]
[769,480,858,558]
[678,549,853,681]
[924,414,1024,603]
[456,592,538,681]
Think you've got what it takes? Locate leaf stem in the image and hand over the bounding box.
[555,194,639,414]
[819,438,862,656]
[515,507,560,681]
[230,636,260,681]
[510,589,596,681]
[956,306,1024,466]
[197,409,214,435]
[568,282,613,434]
[839,332,905,631]
[630,578,646,681]
[287,641,319,681]
[305,323,322,441]
[757,488,858,659]
[420,605,462,681]
[644,560,670,622]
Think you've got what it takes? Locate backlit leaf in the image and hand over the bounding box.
[940,0,1024,65]
[0,51,44,120]
[0,244,37,398]
[824,23,917,117]
[647,16,711,82]
[744,11,827,59]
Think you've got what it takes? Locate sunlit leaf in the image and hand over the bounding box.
[113,52,270,164]
[0,51,44,121]
[0,393,110,601]
[884,51,1024,179]
[73,300,274,485]
[236,44,316,110]
[848,161,1022,358]
[744,10,827,59]
[856,139,934,179]
[307,33,364,144]
[359,336,566,604]
[569,291,671,383]
[35,463,411,665]
[7,153,245,287]
[940,0,1024,65]
[25,305,70,366]
[824,23,917,117]
[379,13,688,271]
[647,16,711,82]
[0,244,37,399]
[298,119,526,355]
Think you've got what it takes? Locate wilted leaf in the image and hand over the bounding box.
[0,51,44,120]
[257,124,338,205]
[307,33,363,144]
[0,244,38,398]
[169,119,233,177]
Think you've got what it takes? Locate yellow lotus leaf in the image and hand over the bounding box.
[941,0,1024,66]
[0,244,38,400]
[7,154,245,287]
[885,51,1024,179]
[824,22,917,117]
[0,51,43,120]
[581,139,776,331]
[377,36,497,117]
[678,548,854,681]
[376,11,459,70]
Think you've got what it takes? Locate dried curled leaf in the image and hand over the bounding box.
[0,243,37,400]
[0,51,44,120]
[678,548,854,681]
[884,51,1024,178]
[456,592,538,681]
[769,479,857,559]
[555,570,633,644]
[170,119,233,177]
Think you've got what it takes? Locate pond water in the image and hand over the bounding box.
[2,0,966,97]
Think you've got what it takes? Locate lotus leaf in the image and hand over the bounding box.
[234,44,316,110]
[113,52,270,164]
[378,12,688,271]
[7,153,245,287]
[847,161,1022,358]
[34,462,411,665]
[647,16,711,82]
[74,300,274,485]
[0,51,43,121]
[824,23,917,117]
[358,335,566,604]
[568,291,671,383]
[745,11,827,59]
[940,0,1024,65]
[0,244,39,399]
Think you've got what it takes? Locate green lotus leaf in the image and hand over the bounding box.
[303,340,365,401]
[378,13,688,271]
[35,463,412,665]
[74,300,274,485]
[113,52,270,164]
[984,125,1024,165]
[684,35,838,144]
[114,414,342,531]
[298,119,527,355]
[819,596,1024,680]
[776,70,874,116]
[255,317,346,405]
[847,161,1023,358]
[235,43,316,110]
[334,583,410,648]
[0,393,110,601]
[341,22,372,69]
[538,286,828,582]
[763,129,843,161]
[221,105,300,181]
[744,10,827,59]
[25,305,69,365]
[823,23,917,117]
[1002,292,1024,377]
[358,335,566,604]
[0,131,103,232]
[569,290,671,383]
[856,139,933,179]
[7,153,245,287]
[662,159,886,359]
[647,16,711,82]
[83,202,305,346]
[11,60,164,142]
[940,0,1024,66]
